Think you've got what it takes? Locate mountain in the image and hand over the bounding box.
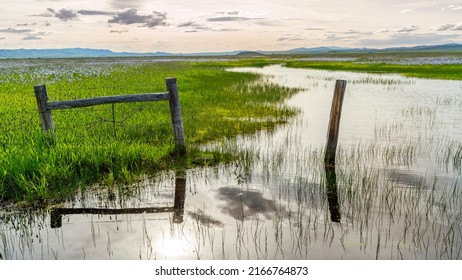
[0,48,173,58]
[1,43,462,58]
[267,46,357,55]
[280,43,462,54]
[372,43,462,53]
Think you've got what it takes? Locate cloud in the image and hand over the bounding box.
[17,23,38,27]
[0,28,33,34]
[22,35,42,40]
[433,24,456,31]
[178,21,196,28]
[394,25,420,33]
[207,16,265,22]
[217,11,239,15]
[213,28,239,32]
[305,27,324,31]
[277,35,306,42]
[400,9,414,14]
[177,21,210,32]
[324,30,373,43]
[110,29,129,34]
[178,20,240,33]
[109,0,145,9]
[343,29,370,35]
[178,21,205,29]
[47,8,79,21]
[77,10,114,16]
[108,9,167,28]
[432,23,462,31]
[448,5,462,11]
[325,33,346,41]
[376,25,420,34]
[359,33,461,47]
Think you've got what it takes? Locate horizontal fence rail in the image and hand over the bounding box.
[34,77,186,155]
[47,93,170,110]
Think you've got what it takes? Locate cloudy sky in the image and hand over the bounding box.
[1,0,462,52]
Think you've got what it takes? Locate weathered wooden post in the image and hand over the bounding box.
[34,84,56,144]
[166,78,186,156]
[325,80,347,165]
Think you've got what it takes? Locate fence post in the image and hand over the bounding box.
[325,80,347,165]
[34,84,56,143]
[166,77,186,156]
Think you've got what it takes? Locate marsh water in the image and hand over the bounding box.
[1,65,462,259]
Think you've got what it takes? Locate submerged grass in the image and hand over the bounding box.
[0,58,298,203]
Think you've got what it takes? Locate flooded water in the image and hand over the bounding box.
[1,65,462,260]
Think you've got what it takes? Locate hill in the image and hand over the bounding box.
[235,51,266,57]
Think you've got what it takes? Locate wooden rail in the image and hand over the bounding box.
[47,93,170,110]
[34,77,186,155]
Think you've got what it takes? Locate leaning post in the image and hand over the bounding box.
[325,80,347,166]
[34,84,56,143]
[165,77,186,156]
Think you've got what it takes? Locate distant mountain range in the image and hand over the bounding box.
[1,43,462,58]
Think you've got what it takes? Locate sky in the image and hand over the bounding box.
[1,0,462,53]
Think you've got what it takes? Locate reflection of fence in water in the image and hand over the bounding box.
[50,170,186,228]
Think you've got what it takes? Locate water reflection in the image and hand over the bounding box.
[324,163,341,223]
[50,170,187,228]
[216,187,283,220]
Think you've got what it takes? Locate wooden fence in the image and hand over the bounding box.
[34,77,186,155]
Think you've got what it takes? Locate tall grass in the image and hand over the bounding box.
[0,58,298,202]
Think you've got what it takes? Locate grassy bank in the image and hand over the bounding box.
[0,59,298,202]
[284,60,462,80]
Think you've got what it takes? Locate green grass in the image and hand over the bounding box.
[284,60,462,80]
[0,59,298,203]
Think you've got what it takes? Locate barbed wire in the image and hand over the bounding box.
[1,83,174,147]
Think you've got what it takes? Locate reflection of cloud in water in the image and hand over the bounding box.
[187,210,224,227]
[383,168,427,187]
[216,187,282,220]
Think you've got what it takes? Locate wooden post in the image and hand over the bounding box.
[325,80,347,165]
[166,77,186,155]
[34,84,56,143]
